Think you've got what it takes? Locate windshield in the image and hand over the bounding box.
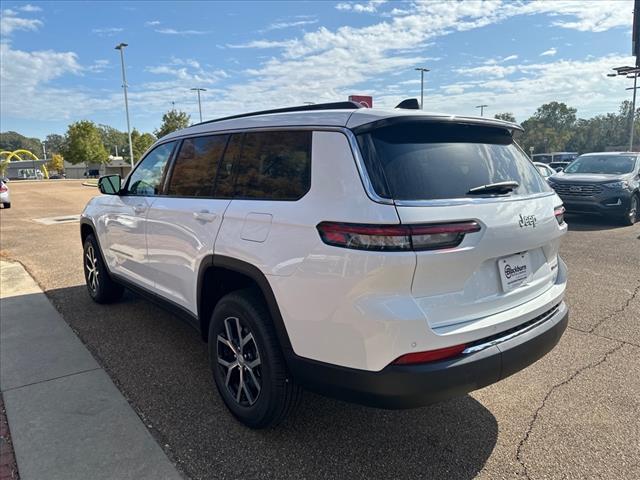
[564,155,637,174]
[356,122,550,200]
[554,154,577,162]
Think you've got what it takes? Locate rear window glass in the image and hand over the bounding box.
[233,130,311,200]
[357,122,550,201]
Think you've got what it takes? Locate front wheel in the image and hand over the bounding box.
[2,202,10,209]
[621,194,638,226]
[208,289,302,428]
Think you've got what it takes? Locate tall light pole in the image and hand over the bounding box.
[415,67,430,110]
[475,104,488,117]
[608,66,640,151]
[115,43,134,167]
[191,88,206,123]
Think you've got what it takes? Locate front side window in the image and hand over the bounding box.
[233,131,312,200]
[357,122,550,201]
[167,135,228,197]
[125,142,175,196]
[564,155,637,174]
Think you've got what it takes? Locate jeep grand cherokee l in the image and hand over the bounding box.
[80,101,568,428]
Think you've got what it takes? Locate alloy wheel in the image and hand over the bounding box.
[85,244,100,293]
[216,316,262,406]
[630,196,638,222]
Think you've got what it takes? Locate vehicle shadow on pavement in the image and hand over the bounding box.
[565,214,627,232]
[44,285,498,480]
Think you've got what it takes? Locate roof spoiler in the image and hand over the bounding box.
[395,98,420,110]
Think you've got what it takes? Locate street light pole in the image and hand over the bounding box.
[608,66,640,151]
[191,88,206,123]
[629,74,637,151]
[475,104,488,117]
[115,43,134,168]
[415,67,429,110]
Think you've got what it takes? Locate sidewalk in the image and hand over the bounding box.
[0,261,183,480]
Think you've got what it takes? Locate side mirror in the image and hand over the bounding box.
[98,175,121,195]
[555,167,564,173]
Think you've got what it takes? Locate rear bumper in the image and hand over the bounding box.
[287,302,568,409]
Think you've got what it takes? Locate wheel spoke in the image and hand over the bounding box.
[217,335,235,352]
[233,317,242,349]
[241,332,254,348]
[236,368,244,402]
[224,318,234,346]
[245,367,261,394]
[225,363,236,387]
[247,357,261,369]
[242,378,255,404]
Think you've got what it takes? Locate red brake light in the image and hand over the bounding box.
[554,205,565,225]
[0,184,6,193]
[316,221,480,252]
[392,344,467,365]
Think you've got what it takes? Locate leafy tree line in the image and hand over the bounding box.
[494,100,639,155]
[0,108,190,172]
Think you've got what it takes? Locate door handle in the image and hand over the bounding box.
[133,204,146,214]
[193,210,217,223]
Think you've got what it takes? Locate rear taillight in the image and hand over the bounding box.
[316,221,480,252]
[0,184,7,193]
[392,344,467,365]
[554,205,565,225]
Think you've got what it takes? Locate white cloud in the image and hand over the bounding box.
[19,4,42,12]
[91,27,123,37]
[523,0,632,33]
[227,39,296,49]
[145,20,161,26]
[262,19,318,32]
[1,10,42,36]
[540,47,557,57]
[155,28,210,35]
[336,1,387,13]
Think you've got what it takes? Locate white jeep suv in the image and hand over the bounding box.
[81,101,568,428]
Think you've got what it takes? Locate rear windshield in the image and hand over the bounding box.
[356,122,550,201]
[564,155,637,174]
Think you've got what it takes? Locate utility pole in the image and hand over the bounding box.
[475,104,488,117]
[115,43,134,167]
[608,66,640,151]
[414,67,430,110]
[191,88,206,123]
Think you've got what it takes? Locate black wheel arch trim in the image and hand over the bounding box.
[202,255,294,354]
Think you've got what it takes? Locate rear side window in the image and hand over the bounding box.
[357,122,550,201]
[168,135,228,197]
[233,131,311,200]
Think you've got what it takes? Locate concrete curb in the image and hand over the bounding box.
[0,260,183,480]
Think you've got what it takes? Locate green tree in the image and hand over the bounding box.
[44,134,65,155]
[62,121,109,165]
[518,102,577,153]
[494,112,516,123]
[131,129,156,162]
[0,131,44,158]
[97,124,128,158]
[47,153,65,173]
[154,109,190,139]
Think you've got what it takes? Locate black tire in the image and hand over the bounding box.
[621,194,638,226]
[83,234,124,303]
[2,203,9,209]
[208,288,302,428]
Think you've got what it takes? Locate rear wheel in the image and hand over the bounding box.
[621,194,638,226]
[208,288,301,428]
[2,202,10,209]
[83,234,124,303]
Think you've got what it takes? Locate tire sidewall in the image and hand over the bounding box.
[83,235,106,301]
[208,294,279,427]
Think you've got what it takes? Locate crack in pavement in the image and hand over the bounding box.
[515,342,624,480]
[568,325,640,349]
[587,282,640,334]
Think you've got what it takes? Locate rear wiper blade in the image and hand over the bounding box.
[467,181,519,195]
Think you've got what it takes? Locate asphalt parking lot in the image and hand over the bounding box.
[1,180,639,480]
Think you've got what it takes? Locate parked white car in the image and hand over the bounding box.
[81,101,569,428]
[0,180,10,208]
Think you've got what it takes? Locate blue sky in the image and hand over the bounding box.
[0,0,635,139]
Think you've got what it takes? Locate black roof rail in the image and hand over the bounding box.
[193,101,363,127]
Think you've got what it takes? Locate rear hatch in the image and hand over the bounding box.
[355,119,565,330]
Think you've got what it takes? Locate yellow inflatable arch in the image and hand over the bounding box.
[0,149,49,178]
